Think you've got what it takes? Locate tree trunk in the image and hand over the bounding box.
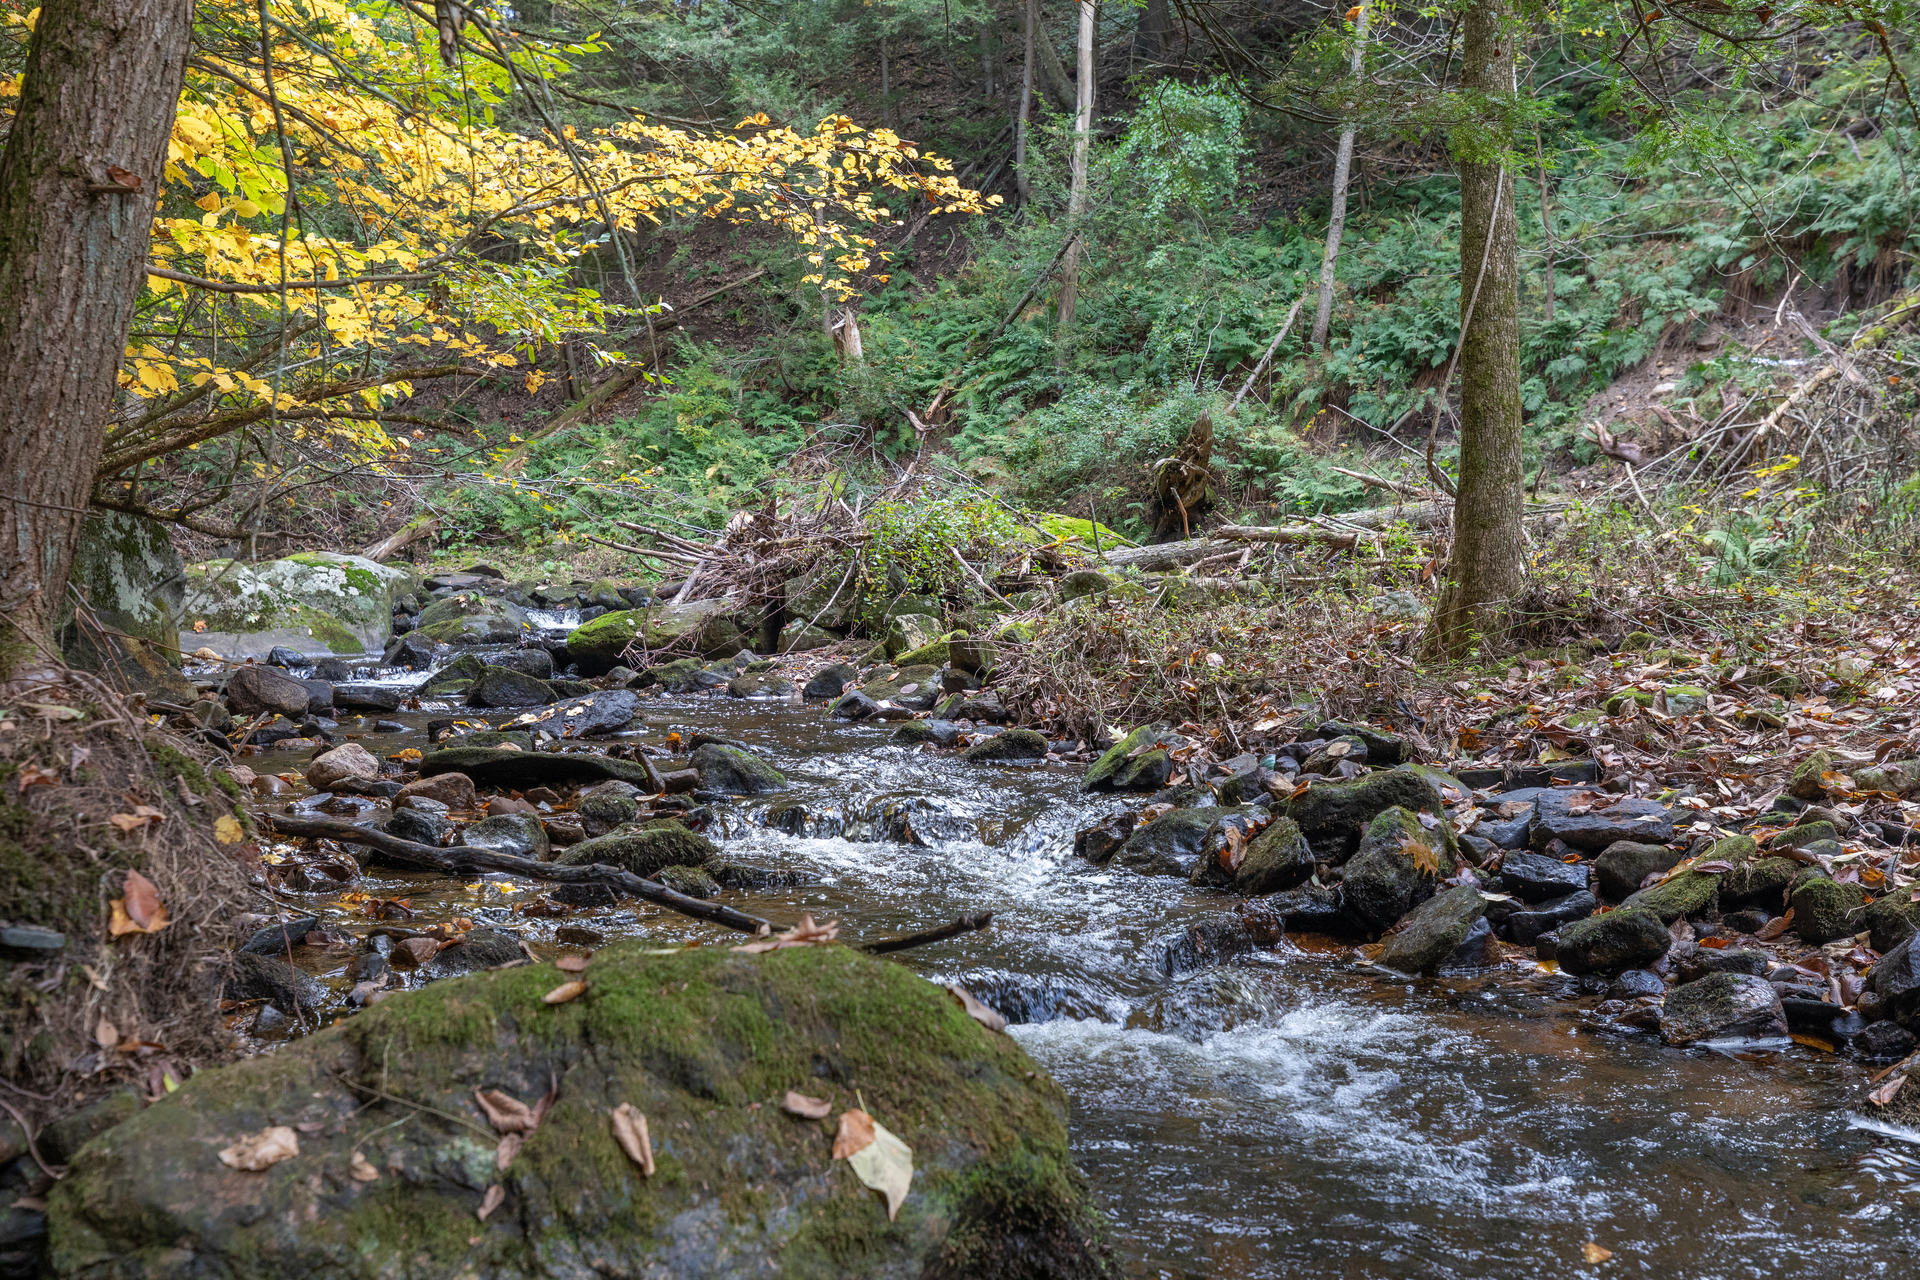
[1427,0,1524,656]
[1034,11,1078,112]
[1016,0,1036,203]
[881,35,895,132]
[0,0,192,675]
[1054,0,1096,347]
[1133,0,1170,65]
[1535,125,1556,323]
[1310,0,1373,350]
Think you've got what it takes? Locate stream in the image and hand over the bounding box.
[246,672,1920,1279]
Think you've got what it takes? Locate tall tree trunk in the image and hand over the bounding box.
[881,35,895,132]
[1427,0,1524,656]
[1016,0,1036,203]
[1534,124,1556,323]
[978,13,999,99]
[1133,0,1169,66]
[1034,12,1078,112]
[1054,0,1096,347]
[0,0,192,676]
[1310,0,1373,350]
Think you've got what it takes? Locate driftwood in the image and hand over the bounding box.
[1100,502,1573,571]
[861,912,993,955]
[266,814,772,934]
[362,515,443,563]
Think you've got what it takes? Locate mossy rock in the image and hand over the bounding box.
[1603,688,1655,716]
[893,635,953,667]
[418,652,486,699]
[1233,817,1313,896]
[1082,725,1167,792]
[1286,771,1455,864]
[1342,806,1457,932]
[48,945,1109,1279]
[1790,877,1871,944]
[555,820,718,878]
[1788,750,1836,801]
[1620,868,1720,923]
[1865,896,1920,953]
[1662,685,1709,715]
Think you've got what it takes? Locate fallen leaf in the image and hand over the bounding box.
[841,1110,913,1221]
[1399,836,1441,877]
[833,1108,876,1160]
[609,1103,654,1175]
[108,806,165,835]
[387,748,423,763]
[782,1090,832,1120]
[475,1088,538,1134]
[732,914,840,954]
[1581,1242,1612,1264]
[213,814,245,844]
[544,979,587,1004]
[947,985,1007,1033]
[218,1126,300,1171]
[477,1183,505,1221]
[17,764,60,791]
[348,1150,380,1182]
[124,870,164,928]
[1699,936,1729,950]
[95,1016,120,1049]
[1756,909,1795,941]
[1871,1074,1907,1106]
[555,953,591,973]
[496,1132,524,1170]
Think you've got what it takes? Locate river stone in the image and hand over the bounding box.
[783,556,861,633]
[1555,906,1670,975]
[470,665,557,709]
[555,821,718,878]
[237,917,323,957]
[1233,817,1314,896]
[1376,885,1487,975]
[1505,890,1596,947]
[1083,725,1167,792]
[882,613,941,660]
[1115,807,1231,878]
[1287,771,1452,863]
[690,743,788,795]
[418,653,487,699]
[829,691,881,721]
[644,658,721,694]
[1865,897,1920,954]
[499,690,642,741]
[1310,721,1407,768]
[305,742,378,791]
[950,692,1009,723]
[417,929,526,980]
[432,729,533,753]
[962,728,1049,764]
[652,864,720,900]
[1342,807,1456,932]
[860,664,940,704]
[419,747,663,791]
[1241,885,1362,939]
[1788,750,1836,801]
[59,508,186,687]
[386,808,448,847]
[1719,852,1799,909]
[331,682,402,712]
[579,790,641,838]
[222,952,325,1016]
[1620,868,1721,923]
[728,672,794,699]
[1789,877,1871,944]
[49,946,1105,1279]
[397,771,476,810]
[1869,935,1920,1030]
[1675,946,1770,982]
[1073,813,1136,865]
[948,635,994,674]
[225,665,311,718]
[777,621,837,652]
[1768,819,1840,851]
[460,813,549,861]
[803,663,859,701]
[1529,790,1673,852]
[485,648,554,681]
[1158,914,1254,977]
[1858,1020,1918,1062]
[1497,850,1589,903]
[415,592,530,645]
[1660,973,1788,1046]
[1594,841,1683,901]
[180,552,411,659]
[1855,758,1920,797]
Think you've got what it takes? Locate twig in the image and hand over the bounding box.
[861,912,993,955]
[580,533,702,566]
[0,1095,65,1181]
[1227,296,1306,411]
[949,547,1010,603]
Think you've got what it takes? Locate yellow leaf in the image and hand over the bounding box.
[219,1126,299,1171]
[214,814,245,844]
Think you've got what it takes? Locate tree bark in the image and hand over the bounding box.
[1427,0,1524,657]
[0,0,193,675]
[1054,0,1096,347]
[1133,0,1170,66]
[1034,10,1078,112]
[1016,0,1036,203]
[1310,0,1374,350]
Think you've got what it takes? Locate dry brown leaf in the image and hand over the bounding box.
[496,1132,525,1171]
[124,870,164,929]
[348,1151,380,1182]
[1870,1074,1908,1106]
[842,1112,913,1220]
[1399,836,1441,877]
[782,1090,832,1120]
[1581,1242,1612,1264]
[543,979,588,1005]
[1756,909,1795,941]
[94,1016,120,1049]
[17,764,60,791]
[218,1126,299,1171]
[833,1108,877,1160]
[947,985,1007,1034]
[609,1103,655,1175]
[475,1088,538,1134]
[107,806,165,835]
[477,1183,505,1221]
[732,914,840,954]
[555,953,591,973]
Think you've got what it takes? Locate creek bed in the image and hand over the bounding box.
[248,690,1920,1278]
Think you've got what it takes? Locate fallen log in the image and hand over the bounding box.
[265,813,772,935]
[861,912,993,955]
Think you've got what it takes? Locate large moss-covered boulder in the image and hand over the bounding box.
[48,946,1108,1279]
[470,665,557,708]
[1555,907,1669,975]
[1287,771,1453,863]
[690,743,788,795]
[1342,807,1457,932]
[179,552,412,658]
[570,600,747,673]
[1232,817,1314,896]
[414,592,530,646]
[1620,867,1721,924]
[1789,877,1871,944]
[60,509,189,693]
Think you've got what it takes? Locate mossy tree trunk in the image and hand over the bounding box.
[1053,0,1096,353]
[1426,0,1524,658]
[0,0,192,675]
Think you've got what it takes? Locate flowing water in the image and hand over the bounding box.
[255,680,1920,1279]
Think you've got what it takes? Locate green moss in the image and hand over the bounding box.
[144,740,210,796]
[292,604,361,654]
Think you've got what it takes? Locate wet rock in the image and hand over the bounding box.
[397,771,476,810]
[1188,811,1274,888]
[656,864,722,899]
[949,691,1009,723]
[1593,840,1682,902]
[1864,896,1920,954]
[1477,812,1532,849]
[225,665,311,718]
[1232,817,1313,896]
[1317,720,1411,767]
[1610,968,1667,998]
[1782,999,1867,1046]
[1529,790,1673,853]
[555,821,718,880]
[1556,906,1670,975]
[1674,946,1769,982]
[1855,1020,1917,1061]
[1659,973,1787,1046]
[803,663,859,700]
[498,690,642,741]
[1342,807,1457,932]
[647,657,724,694]
[415,593,530,645]
[417,653,487,699]
[237,916,322,956]
[382,631,439,670]
[1241,885,1361,939]
[689,743,788,795]
[486,648,554,681]
[1158,914,1254,977]
[728,672,794,698]
[265,645,308,668]
[1790,877,1871,944]
[1496,850,1589,903]
[1287,770,1453,863]
[470,665,557,709]
[1073,812,1136,864]
[1376,885,1487,975]
[962,728,1049,764]
[386,808,448,847]
[568,599,747,674]
[1115,807,1234,878]
[829,690,881,721]
[460,813,549,860]
[304,742,378,791]
[578,789,641,837]
[1620,868,1721,924]
[892,719,963,747]
[1506,890,1597,947]
[39,1089,147,1168]
[419,747,662,791]
[223,952,325,1016]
